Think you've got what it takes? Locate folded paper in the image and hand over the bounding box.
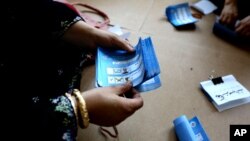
[173,115,210,141]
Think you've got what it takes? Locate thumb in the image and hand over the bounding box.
[115,82,133,96]
[119,40,134,52]
[122,95,144,112]
[113,36,134,52]
[123,87,143,111]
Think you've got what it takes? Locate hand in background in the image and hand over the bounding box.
[220,2,238,25]
[235,16,250,37]
[82,82,143,127]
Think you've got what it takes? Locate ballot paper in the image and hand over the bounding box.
[191,0,217,15]
[96,37,161,92]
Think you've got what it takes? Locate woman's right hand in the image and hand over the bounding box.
[82,82,143,127]
[220,1,238,25]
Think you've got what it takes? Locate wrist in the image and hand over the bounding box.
[72,89,90,129]
[67,89,90,129]
[66,93,78,121]
[224,0,237,5]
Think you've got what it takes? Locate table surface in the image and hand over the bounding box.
[69,0,250,141]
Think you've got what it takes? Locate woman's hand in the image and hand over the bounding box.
[63,21,134,52]
[220,1,238,25]
[92,27,134,52]
[235,16,250,37]
[82,82,143,127]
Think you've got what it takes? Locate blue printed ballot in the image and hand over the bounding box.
[173,115,210,141]
[166,3,198,28]
[96,37,161,92]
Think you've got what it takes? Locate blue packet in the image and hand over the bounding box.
[173,115,210,141]
[166,3,198,28]
[213,18,249,45]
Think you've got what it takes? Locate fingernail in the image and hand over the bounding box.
[128,45,134,51]
[126,81,133,86]
[235,20,240,27]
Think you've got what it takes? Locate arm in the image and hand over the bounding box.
[37,0,134,52]
[47,0,142,127]
[220,0,238,25]
[68,82,143,127]
[62,21,134,52]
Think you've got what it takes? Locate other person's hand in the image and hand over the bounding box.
[220,2,238,25]
[235,16,250,37]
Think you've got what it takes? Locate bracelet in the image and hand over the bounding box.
[65,93,79,126]
[72,89,90,128]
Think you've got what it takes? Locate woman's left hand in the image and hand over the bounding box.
[63,20,134,52]
[235,16,250,37]
[92,28,134,52]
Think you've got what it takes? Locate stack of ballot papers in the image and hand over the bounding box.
[96,37,161,92]
[200,74,250,112]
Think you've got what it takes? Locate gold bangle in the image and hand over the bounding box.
[65,93,79,126]
[72,89,89,128]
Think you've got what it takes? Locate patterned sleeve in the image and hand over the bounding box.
[5,0,91,140]
[31,95,78,141]
[28,1,84,140]
[46,0,83,37]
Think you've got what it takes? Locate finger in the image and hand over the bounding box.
[122,88,143,110]
[124,40,134,52]
[235,24,244,33]
[224,16,231,25]
[114,81,133,96]
[219,14,226,24]
[227,16,233,25]
[113,36,134,52]
[122,95,144,112]
[235,20,241,28]
[220,14,231,25]
[127,88,140,99]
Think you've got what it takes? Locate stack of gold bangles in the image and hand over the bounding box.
[71,89,90,128]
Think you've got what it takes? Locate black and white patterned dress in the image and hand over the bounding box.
[2,0,94,140]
